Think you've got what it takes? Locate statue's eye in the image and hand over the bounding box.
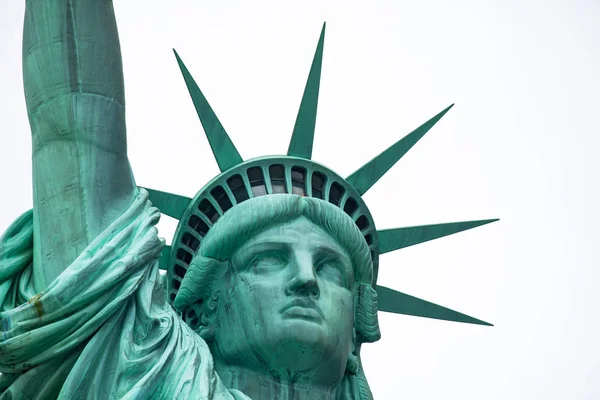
[316,258,345,287]
[249,250,288,273]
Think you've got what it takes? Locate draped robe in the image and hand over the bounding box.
[0,190,248,399]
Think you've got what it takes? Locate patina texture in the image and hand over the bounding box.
[0,0,496,398]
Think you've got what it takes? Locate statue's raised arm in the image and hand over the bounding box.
[23,0,136,291]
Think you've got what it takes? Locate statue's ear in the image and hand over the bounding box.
[182,292,220,341]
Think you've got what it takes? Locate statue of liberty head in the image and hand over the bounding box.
[145,23,497,399]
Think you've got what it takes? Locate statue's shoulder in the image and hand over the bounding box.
[0,195,237,398]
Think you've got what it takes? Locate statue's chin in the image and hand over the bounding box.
[265,319,344,374]
[212,314,349,384]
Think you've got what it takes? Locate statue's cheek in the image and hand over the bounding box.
[229,275,282,319]
[332,292,354,324]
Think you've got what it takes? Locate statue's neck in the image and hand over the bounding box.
[214,361,339,400]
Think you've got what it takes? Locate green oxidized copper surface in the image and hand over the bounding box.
[0,0,498,398]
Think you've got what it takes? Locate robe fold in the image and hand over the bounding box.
[0,190,247,399]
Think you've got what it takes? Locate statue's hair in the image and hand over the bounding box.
[174,194,380,399]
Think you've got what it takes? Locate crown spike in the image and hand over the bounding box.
[376,285,492,326]
[378,219,498,254]
[346,104,454,195]
[173,49,243,172]
[144,187,192,220]
[287,22,326,159]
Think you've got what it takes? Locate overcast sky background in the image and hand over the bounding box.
[1,1,599,399]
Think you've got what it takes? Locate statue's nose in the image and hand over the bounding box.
[285,254,319,298]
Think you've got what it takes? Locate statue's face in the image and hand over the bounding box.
[210,216,355,380]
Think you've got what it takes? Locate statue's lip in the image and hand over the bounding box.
[280,298,324,320]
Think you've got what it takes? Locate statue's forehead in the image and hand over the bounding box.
[235,216,345,253]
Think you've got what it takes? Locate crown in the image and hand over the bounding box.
[144,23,497,327]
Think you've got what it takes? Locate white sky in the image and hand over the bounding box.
[1,0,599,398]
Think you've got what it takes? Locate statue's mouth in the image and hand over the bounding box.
[280,298,323,322]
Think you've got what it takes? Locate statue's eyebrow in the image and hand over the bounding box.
[314,244,350,263]
[232,240,292,261]
[240,238,295,251]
